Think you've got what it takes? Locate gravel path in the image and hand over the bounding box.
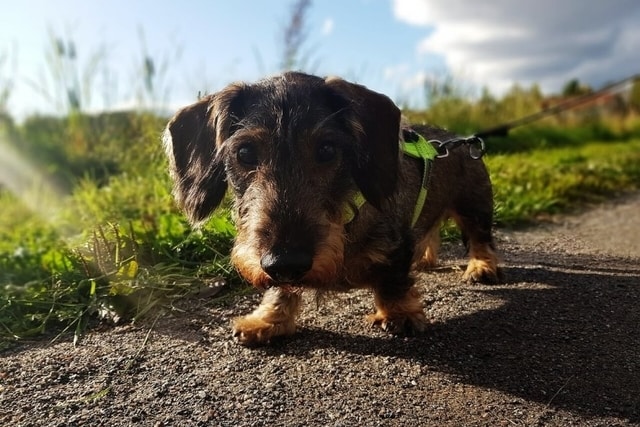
[2,193,639,426]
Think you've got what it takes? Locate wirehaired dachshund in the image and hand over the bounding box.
[163,72,502,346]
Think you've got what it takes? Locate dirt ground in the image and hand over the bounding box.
[1,193,639,427]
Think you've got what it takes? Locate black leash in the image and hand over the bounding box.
[432,73,639,159]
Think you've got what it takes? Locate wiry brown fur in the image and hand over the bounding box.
[163,72,503,346]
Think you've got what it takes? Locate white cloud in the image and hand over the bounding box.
[392,0,640,94]
[321,18,334,36]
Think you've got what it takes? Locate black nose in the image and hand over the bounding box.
[260,247,313,283]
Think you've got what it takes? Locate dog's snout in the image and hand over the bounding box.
[260,247,313,283]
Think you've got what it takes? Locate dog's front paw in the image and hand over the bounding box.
[232,315,296,346]
[366,310,428,335]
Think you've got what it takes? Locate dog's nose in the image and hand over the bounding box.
[260,248,313,283]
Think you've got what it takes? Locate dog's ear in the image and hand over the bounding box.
[324,77,401,209]
[163,84,245,224]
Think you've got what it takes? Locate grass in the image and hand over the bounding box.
[487,138,640,225]
[0,112,240,349]
[2,104,640,350]
[0,187,238,347]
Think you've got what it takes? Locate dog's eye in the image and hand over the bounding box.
[237,144,259,167]
[316,142,337,163]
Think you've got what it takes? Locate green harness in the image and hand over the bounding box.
[343,130,439,227]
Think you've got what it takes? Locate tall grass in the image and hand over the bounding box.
[0,47,15,114]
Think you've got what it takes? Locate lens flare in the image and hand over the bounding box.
[0,137,68,218]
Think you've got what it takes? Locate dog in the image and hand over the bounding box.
[163,72,502,346]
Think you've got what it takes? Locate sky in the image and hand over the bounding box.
[1,0,639,119]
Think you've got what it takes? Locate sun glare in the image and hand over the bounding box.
[0,139,67,218]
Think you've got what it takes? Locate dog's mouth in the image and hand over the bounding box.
[262,274,316,292]
[264,281,309,292]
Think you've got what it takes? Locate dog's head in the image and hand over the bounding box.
[163,72,401,288]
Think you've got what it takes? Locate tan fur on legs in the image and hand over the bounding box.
[413,227,441,270]
[463,243,502,284]
[233,287,302,346]
[366,287,428,334]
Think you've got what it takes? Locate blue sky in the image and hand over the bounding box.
[1,0,639,119]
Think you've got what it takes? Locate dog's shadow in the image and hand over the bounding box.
[261,251,640,422]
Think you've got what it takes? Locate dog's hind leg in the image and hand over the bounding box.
[413,223,442,270]
[462,236,501,284]
[451,209,503,284]
[232,287,302,346]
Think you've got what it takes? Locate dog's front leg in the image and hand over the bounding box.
[364,239,429,334]
[232,287,302,346]
[368,285,428,334]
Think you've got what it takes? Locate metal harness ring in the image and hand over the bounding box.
[432,135,486,160]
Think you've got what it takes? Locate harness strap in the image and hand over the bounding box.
[342,191,367,224]
[401,129,439,227]
[342,129,438,227]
